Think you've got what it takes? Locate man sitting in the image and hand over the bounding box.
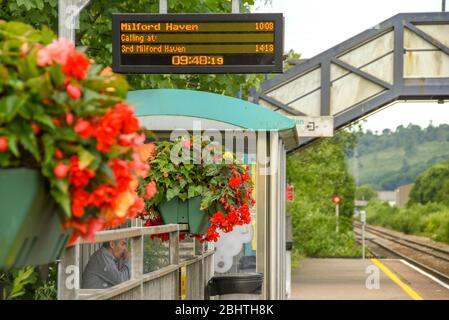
[82,239,130,289]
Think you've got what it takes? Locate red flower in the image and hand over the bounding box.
[89,184,116,208]
[127,197,145,218]
[52,117,62,127]
[64,75,71,87]
[54,163,70,179]
[66,84,82,100]
[71,187,90,218]
[95,125,115,152]
[145,181,157,199]
[242,171,250,182]
[94,103,139,152]
[67,217,105,246]
[229,176,241,189]
[226,212,239,225]
[31,123,41,134]
[118,105,140,134]
[74,119,94,139]
[54,148,63,160]
[210,211,225,224]
[109,159,135,194]
[0,136,8,152]
[205,225,219,242]
[65,112,74,125]
[69,156,96,188]
[63,51,90,80]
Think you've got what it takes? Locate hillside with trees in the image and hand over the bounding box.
[347,123,449,190]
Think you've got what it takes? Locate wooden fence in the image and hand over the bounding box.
[57,221,214,300]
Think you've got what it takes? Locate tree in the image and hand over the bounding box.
[287,129,360,218]
[409,160,449,206]
[286,129,362,258]
[355,185,377,201]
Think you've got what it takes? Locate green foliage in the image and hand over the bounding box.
[0,20,135,222]
[348,123,449,190]
[0,0,266,98]
[143,237,169,274]
[409,160,449,206]
[288,130,358,219]
[287,129,361,258]
[1,266,36,300]
[365,199,449,243]
[0,263,57,300]
[0,0,58,32]
[289,202,362,257]
[355,184,377,201]
[142,137,253,215]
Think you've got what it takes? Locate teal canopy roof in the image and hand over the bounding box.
[127,89,295,131]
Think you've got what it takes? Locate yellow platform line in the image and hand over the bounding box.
[371,258,424,300]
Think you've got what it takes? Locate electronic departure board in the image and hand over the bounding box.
[112,13,284,74]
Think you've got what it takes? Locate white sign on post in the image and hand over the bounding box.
[360,210,366,259]
[289,116,334,137]
[360,210,366,224]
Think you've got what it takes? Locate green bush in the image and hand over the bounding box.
[291,202,362,258]
[421,211,449,243]
[409,161,449,206]
[365,199,449,243]
[355,184,377,201]
[0,263,57,300]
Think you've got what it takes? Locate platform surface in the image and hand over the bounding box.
[290,258,449,300]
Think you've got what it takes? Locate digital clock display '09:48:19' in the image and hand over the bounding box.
[172,55,224,65]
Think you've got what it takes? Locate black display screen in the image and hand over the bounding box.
[112,13,284,74]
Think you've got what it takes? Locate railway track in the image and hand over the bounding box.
[353,222,449,284]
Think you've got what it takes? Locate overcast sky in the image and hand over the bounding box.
[251,0,449,133]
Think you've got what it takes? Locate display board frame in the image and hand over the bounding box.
[112,13,284,74]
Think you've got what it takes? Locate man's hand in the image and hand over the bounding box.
[120,248,129,261]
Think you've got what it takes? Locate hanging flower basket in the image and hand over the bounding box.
[139,136,255,242]
[159,196,211,235]
[0,20,149,269]
[0,169,69,269]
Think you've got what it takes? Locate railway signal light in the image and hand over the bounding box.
[332,195,341,233]
[332,194,341,205]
